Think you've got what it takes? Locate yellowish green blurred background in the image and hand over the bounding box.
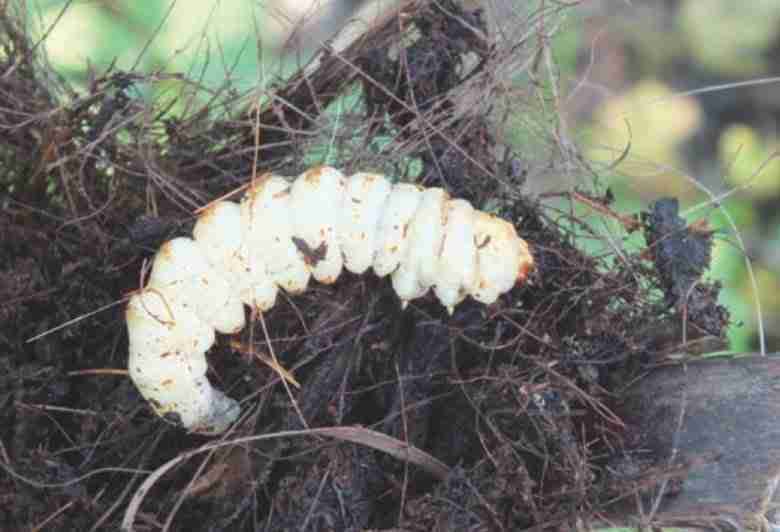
[570,0,780,353]
[28,0,780,353]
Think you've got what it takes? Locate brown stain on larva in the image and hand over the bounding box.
[302,166,325,185]
[292,237,328,267]
[245,173,289,202]
[199,202,221,223]
[161,378,174,387]
[159,241,175,260]
[517,259,533,284]
[516,242,535,283]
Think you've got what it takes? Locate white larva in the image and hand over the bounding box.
[126,167,534,432]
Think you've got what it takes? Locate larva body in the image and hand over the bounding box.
[126,167,534,432]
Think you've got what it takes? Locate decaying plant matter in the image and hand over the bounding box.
[1,1,754,531]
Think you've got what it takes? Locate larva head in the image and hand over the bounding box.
[515,238,535,285]
[469,212,534,304]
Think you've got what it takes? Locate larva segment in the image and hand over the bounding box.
[289,166,347,284]
[193,201,278,311]
[391,187,449,302]
[146,237,245,334]
[373,183,424,277]
[433,199,478,312]
[126,288,215,362]
[469,212,532,304]
[241,175,311,294]
[339,172,392,274]
[126,289,238,433]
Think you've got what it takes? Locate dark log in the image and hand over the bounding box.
[608,355,780,530]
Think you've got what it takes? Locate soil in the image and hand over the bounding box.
[0,2,731,530]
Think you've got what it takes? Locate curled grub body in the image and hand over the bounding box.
[126,167,534,432]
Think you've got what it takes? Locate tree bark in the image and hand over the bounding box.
[609,355,780,530]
